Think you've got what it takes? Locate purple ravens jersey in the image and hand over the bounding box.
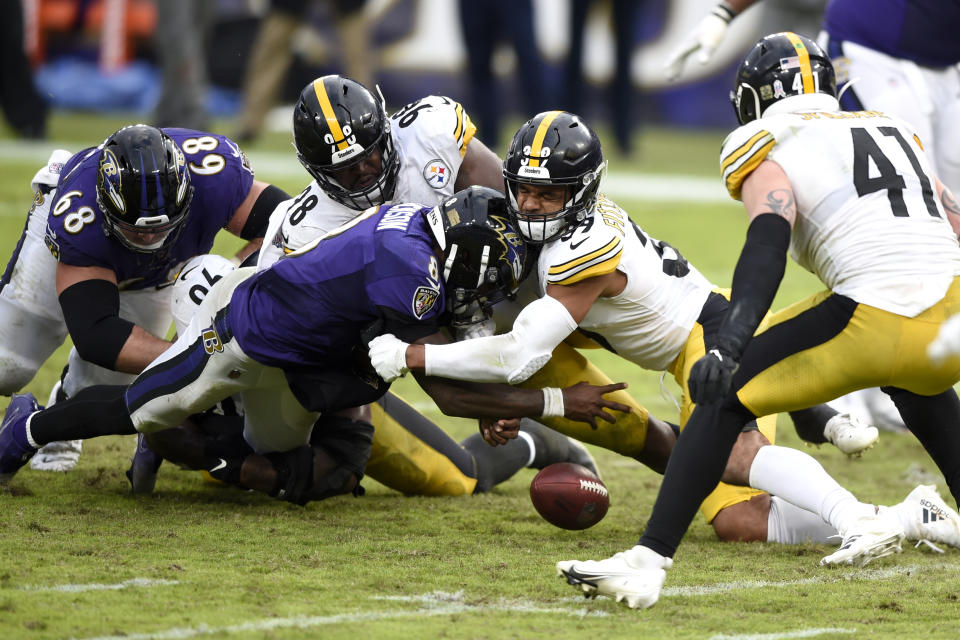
[228,203,445,370]
[824,0,960,68]
[44,128,254,290]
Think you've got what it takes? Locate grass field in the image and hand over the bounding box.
[1,112,959,640]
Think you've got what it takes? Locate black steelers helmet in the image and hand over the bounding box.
[96,124,193,253]
[503,111,605,244]
[432,186,527,314]
[732,31,837,125]
[293,75,400,210]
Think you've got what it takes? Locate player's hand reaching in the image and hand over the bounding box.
[480,417,522,446]
[562,381,632,429]
[688,348,739,404]
[368,333,410,382]
[664,3,736,81]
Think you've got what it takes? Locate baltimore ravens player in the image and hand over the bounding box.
[251,74,677,495]
[369,107,960,575]
[552,33,960,609]
[0,124,285,472]
[0,189,629,506]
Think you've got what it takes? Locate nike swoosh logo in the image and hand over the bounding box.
[179,266,199,281]
[209,458,227,473]
[569,238,588,250]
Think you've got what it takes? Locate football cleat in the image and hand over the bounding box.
[887,484,960,549]
[0,393,42,483]
[30,440,82,472]
[823,413,879,457]
[820,513,905,567]
[556,545,672,609]
[126,433,163,494]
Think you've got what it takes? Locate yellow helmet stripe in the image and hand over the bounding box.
[313,78,349,151]
[528,111,562,168]
[785,32,814,94]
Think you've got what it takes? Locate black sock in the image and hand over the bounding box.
[639,401,751,557]
[30,385,134,445]
[788,405,837,444]
[883,386,960,506]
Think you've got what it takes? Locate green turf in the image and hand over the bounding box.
[0,111,958,639]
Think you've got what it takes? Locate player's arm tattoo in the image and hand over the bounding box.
[765,189,796,220]
[942,189,960,218]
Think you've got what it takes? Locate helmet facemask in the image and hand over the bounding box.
[293,75,400,211]
[435,187,528,317]
[502,111,605,244]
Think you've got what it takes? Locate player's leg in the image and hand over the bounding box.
[0,182,69,395]
[367,392,600,496]
[35,288,173,472]
[518,342,675,472]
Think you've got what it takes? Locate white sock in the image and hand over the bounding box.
[749,445,875,533]
[767,495,838,544]
[516,430,536,467]
[24,413,40,449]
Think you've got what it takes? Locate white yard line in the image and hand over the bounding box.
[69,564,953,639]
[0,141,735,209]
[79,593,606,640]
[709,630,857,640]
[19,578,179,593]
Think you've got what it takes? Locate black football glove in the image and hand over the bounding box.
[688,348,739,405]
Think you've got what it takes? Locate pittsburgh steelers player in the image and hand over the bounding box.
[551,32,960,608]
[369,102,960,572]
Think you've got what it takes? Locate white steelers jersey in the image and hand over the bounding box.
[721,102,960,317]
[537,195,713,371]
[258,95,475,269]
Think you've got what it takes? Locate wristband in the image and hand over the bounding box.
[541,387,565,418]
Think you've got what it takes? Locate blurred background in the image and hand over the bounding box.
[2,0,829,155]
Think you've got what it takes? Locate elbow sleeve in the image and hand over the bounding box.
[424,295,578,384]
[60,280,135,369]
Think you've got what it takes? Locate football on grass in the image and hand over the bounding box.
[529,462,609,530]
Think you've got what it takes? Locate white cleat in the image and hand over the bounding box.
[823,413,879,457]
[556,545,672,609]
[820,513,905,567]
[888,484,960,549]
[30,439,82,472]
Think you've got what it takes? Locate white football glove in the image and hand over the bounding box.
[368,333,411,382]
[664,3,735,81]
[928,313,960,364]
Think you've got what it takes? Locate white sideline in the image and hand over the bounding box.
[19,578,179,593]
[0,140,735,207]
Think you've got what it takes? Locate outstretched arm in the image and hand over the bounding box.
[370,270,619,384]
[664,0,760,81]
